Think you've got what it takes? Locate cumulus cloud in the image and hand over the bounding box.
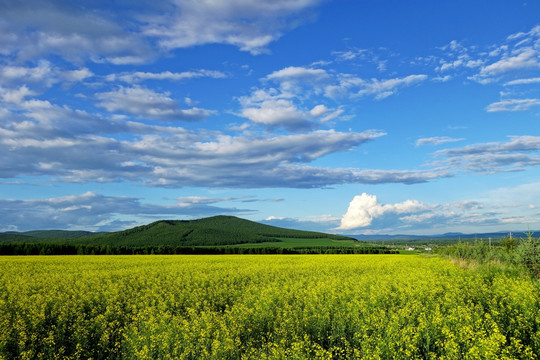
[95,86,215,121]
[338,193,430,230]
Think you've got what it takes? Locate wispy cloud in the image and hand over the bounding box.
[480,48,539,76]
[106,70,227,84]
[486,98,540,112]
[505,77,540,86]
[431,25,540,87]
[435,136,540,173]
[415,136,464,146]
[356,74,428,99]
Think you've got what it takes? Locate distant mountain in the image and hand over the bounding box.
[350,231,537,243]
[1,216,356,247]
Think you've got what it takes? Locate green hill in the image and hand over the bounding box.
[71,215,356,247]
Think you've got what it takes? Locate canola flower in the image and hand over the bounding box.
[0,255,539,359]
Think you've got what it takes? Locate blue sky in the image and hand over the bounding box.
[1,0,540,235]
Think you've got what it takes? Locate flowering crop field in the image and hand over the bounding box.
[1,255,539,359]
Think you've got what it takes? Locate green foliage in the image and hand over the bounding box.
[1,255,539,359]
[437,232,540,280]
[516,231,540,279]
[502,235,518,252]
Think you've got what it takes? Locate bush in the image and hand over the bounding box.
[517,231,540,279]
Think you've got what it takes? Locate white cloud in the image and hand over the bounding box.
[62,67,93,82]
[237,85,345,130]
[0,98,450,187]
[141,0,323,54]
[0,61,93,89]
[0,85,35,104]
[0,1,154,64]
[95,86,214,121]
[338,193,430,230]
[357,74,428,99]
[486,98,540,112]
[432,25,540,88]
[107,70,227,84]
[265,66,331,92]
[238,67,428,131]
[266,66,330,81]
[435,136,540,173]
[505,77,540,85]
[240,98,313,130]
[433,75,452,82]
[5,97,439,188]
[415,136,464,146]
[310,104,329,117]
[480,48,539,76]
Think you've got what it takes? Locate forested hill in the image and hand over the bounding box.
[0,216,356,248]
[79,216,355,247]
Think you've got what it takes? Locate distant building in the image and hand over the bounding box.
[406,247,415,251]
[425,247,432,251]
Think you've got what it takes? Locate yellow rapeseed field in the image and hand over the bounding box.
[1,255,539,359]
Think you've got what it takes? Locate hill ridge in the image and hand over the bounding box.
[1,215,356,248]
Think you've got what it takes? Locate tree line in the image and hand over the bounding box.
[0,243,398,255]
